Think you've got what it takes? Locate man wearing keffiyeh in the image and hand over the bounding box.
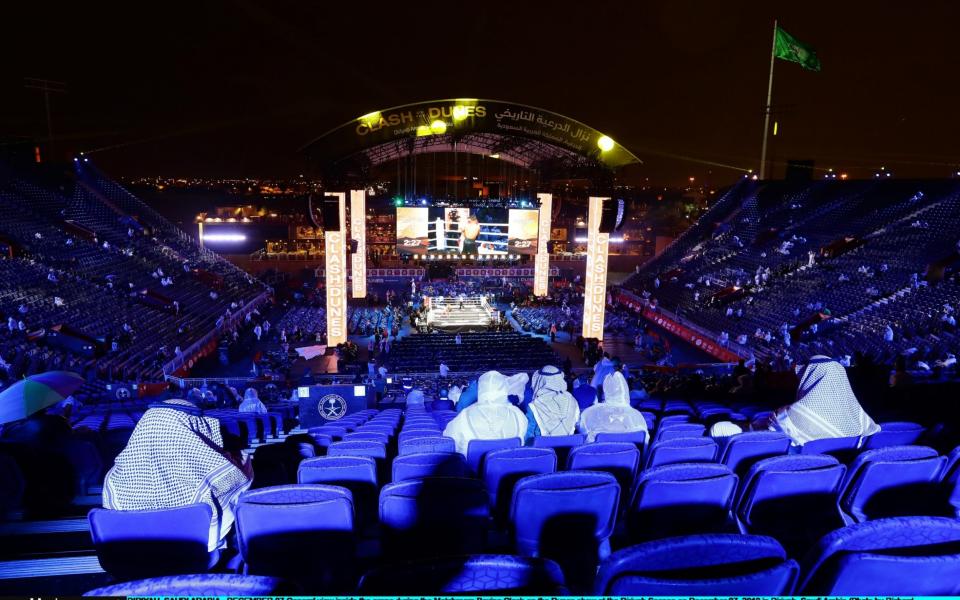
[767,355,880,445]
[103,399,252,551]
[524,365,580,444]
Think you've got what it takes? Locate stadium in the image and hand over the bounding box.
[2,2,960,597]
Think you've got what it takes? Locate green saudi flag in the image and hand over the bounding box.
[774,26,821,71]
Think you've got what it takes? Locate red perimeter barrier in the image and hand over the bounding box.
[614,293,741,363]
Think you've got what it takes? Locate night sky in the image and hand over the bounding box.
[4,1,959,186]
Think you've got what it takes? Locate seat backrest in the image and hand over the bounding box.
[629,463,737,541]
[596,430,647,452]
[83,574,295,596]
[567,442,641,494]
[720,431,792,479]
[343,431,390,445]
[799,435,861,457]
[358,424,397,437]
[398,430,442,445]
[532,434,586,448]
[645,436,718,469]
[311,425,348,440]
[236,484,355,585]
[510,470,620,585]
[799,516,960,594]
[482,447,557,524]
[309,432,334,451]
[532,434,586,466]
[839,445,947,522]
[736,454,846,528]
[861,421,925,450]
[392,452,468,482]
[297,455,377,486]
[399,436,457,456]
[944,446,960,517]
[326,440,387,460]
[88,504,214,580]
[654,422,706,443]
[595,534,797,595]
[357,554,567,595]
[467,437,522,473]
[379,477,490,558]
[296,456,378,528]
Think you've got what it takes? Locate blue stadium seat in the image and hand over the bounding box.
[943,445,960,518]
[653,422,706,443]
[357,555,567,594]
[343,431,391,445]
[532,433,586,466]
[392,451,468,482]
[308,432,334,452]
[235,484,355,591]
[379,477,489,559]
[310,424,348,440]
[467,437,522,473]
[398,430,442,446]
[798,517,960,594]
[84,574,295,596]
[297,456,378,528]
[799,435,862,462]
[736,454,847,556]
[327,439,387,460]
[861,421,925,450]
[628,463,737,541]
[718,431,791,484]
[566,442,641,495]
[595,534,798,595]
[399,435,456,456]
[839,445,947,523]
[645,436,718,469]
[481,447,557,525]
[88,504,217,580]
[595,430,647,453]
[510,471,620,589]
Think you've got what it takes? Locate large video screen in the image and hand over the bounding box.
[397,206,539,255]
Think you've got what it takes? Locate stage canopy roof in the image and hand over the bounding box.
[301,99,640,172]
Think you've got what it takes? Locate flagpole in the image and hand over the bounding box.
[759,19,778,180]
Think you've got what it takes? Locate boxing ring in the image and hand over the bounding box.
[424,295,498,330]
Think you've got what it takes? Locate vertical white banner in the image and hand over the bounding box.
[582,196,610,340]
[324,192,347,346]
[350,189,366,298]
[534,192,552,297]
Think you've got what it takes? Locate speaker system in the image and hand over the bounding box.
[598,198,625,233]
[321,196,342,231]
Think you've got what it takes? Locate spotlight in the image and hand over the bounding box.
[597,135,614,152]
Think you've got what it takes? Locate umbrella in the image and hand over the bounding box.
[0,371,84,425]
